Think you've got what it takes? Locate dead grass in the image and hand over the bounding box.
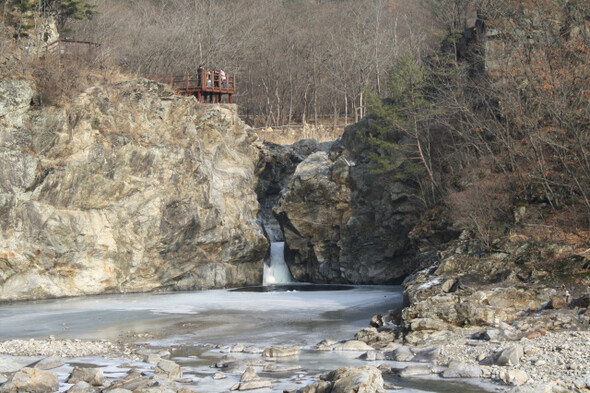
[253,124,345,145]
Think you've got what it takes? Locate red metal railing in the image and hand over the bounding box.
[150,69,236,103]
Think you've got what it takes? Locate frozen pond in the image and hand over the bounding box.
[0,285,497,392]
[0,285,399,346]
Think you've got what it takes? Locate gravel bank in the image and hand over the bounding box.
[435,328,590,391]
[0,338,133,358]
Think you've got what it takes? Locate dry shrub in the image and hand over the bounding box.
[254,124,345,145]
[31,54,98,106]
[447,175,511,248]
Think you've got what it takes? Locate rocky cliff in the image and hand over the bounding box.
[274,119,422,284]
[0,78,267,301]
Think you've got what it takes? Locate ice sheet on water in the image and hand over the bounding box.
[0,286,402,344]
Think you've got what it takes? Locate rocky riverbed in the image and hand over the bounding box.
[1,318,589,393]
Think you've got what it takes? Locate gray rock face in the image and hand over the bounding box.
[274,120,420,284]
[0,80,34,118]
[0,79,267,301]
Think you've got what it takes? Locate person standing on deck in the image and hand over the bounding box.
[197,64,204,85]
[220,69,226,88]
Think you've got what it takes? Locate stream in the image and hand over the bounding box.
[0,284,497,393]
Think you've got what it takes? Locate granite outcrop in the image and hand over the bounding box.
[0,78,267,301]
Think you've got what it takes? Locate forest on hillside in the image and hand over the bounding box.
[67,0,442,127]
[4,0,444,126]
[2,0,589,246]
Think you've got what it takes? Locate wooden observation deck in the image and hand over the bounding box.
[150,69,236,104]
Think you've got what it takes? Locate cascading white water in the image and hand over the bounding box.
[263,242,295,285]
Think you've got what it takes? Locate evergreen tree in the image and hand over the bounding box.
[366,53,440,201]
[54,0,98,30]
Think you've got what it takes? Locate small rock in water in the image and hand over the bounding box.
[241,367,260,382]
[243,346,263,354]
[214,355,238,368]
[333,340,373,352]
[387,346,414,362]
[33,356,63,370]
[358,350,385,361]
[262,346,300,358]
[230,344,246,353]
[225,361,249,375]
[66,381,95,393]
[237,380,272,391]
[107,375,151,392]
[213,372,227,380]
[499,369,528,386]
[228,368,272,391]
[154,359,182,380]
[441,364,482,378]
[399,365,432,377]
[67,367,110,387]
[262,364,302,372]
[144,353,161,364]
[411,346,440,363]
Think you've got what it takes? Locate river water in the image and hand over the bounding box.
[0,285,496,393]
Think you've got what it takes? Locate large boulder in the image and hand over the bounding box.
[254,139,329,241]
[0,79,267,301]
[326,366,385,393]
[0,367,59,393]
[274,120,421,284]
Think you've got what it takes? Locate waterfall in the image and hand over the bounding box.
[263,242,295,285]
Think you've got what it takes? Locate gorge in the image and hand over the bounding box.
[1,1,590,390]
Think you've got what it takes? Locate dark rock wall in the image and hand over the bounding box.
[275,120,422,284]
